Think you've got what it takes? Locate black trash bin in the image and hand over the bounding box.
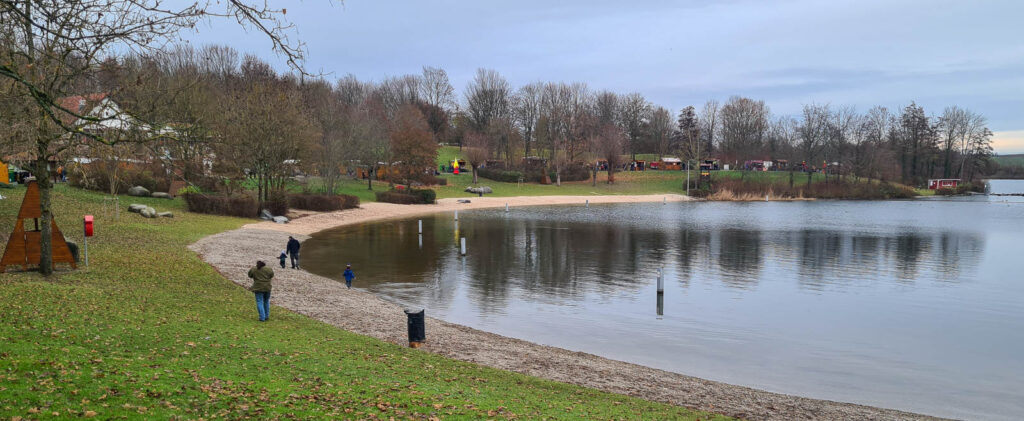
[404,308,425,348]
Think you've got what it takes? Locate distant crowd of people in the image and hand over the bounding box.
[246,235,356,322]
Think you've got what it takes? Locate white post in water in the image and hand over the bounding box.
[460,237,466,256]
[454,210,459,221]
[663,197,667,204]
[418,219,422,234]
[656,267,664,294]
[505,203,509,212]
[418,234,423,249]
[585,199,589,208]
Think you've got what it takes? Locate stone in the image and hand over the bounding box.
[464,186,493,195]
[127,186,151,197]
[158,211,174,218]
[128,204,146,213]
[140,207,157,218]
[151,192,172,199]
[260,209,274,220]
[272,216,289,224]
[456,199,472,203]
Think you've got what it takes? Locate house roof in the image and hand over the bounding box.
[56,93,109,124]
[660,157,682,163]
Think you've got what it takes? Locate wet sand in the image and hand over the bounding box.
[189,195,946,421]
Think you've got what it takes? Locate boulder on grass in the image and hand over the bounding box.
[128,204,147,213]
[260,209,274,220]
[151,192,172,199]
[464,186,493,195]
[157,211,174,218]
[140,207,157,218]
[127,186,151,197]
[272,216,289,224]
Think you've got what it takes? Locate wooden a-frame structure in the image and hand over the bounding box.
[1,181,76,272]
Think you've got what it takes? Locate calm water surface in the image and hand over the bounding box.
[304,180,1024,420]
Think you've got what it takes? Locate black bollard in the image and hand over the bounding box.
[404,308,426,348]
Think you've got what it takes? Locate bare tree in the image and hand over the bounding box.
[798,103,831,168]
[618,92,649,160]
[389,104,436,186]
[419,66,454,111]
[649,106,673,159]
[699,99,720,159]
[464,68,511,132]
[719,96,769,164]
[513,82,542,158]
[463,131,490,184]
[592,124,626,184]
[0,0,303,275]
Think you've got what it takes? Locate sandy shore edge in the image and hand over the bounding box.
[191,194,946,421]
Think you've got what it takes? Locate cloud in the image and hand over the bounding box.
[993,131,1024,155]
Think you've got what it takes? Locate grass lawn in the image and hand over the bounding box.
[0,184,728,420]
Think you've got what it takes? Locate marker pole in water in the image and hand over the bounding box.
[460,237,466,256]
[505,203,509,212]
[656,268,664,294]
[418,219,423,234]
[585,199,589,208]
[454,210,458,221]
[663,197,667,205]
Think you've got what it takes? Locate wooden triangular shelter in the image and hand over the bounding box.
[1,181,76,272]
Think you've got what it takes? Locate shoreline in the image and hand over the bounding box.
[192,194,945,421]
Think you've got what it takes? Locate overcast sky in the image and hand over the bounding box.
[185,0,1024,153]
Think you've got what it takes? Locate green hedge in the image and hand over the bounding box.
[288,193,360,211]
[478,168,524,183]
[374,188,436,204]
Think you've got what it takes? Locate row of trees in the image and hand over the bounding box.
[369,68,994,186]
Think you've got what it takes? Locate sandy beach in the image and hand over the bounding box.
[190,194,945,421]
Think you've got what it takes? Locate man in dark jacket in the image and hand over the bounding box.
[286,236,301,269]
[247,260,274,322]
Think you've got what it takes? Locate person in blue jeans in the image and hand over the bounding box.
[343,264,355,289]
[247,260,274,322]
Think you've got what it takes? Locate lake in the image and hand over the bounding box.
[303,179,1024,420]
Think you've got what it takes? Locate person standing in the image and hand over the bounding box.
[286,236,301,269]
[343,264,355,289]
[278,250,287,269]
[247,260,274,322]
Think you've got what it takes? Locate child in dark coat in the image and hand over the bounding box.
[279,251,287,269]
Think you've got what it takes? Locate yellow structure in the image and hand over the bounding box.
[0,161,7,184]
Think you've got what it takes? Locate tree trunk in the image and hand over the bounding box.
[592,167,597,186]
[36,156,54,276]
[471,165,479,184]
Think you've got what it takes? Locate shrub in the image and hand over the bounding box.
[287,193,360,211]
[263,191,289,216]
[183,193,258,217]
[68,162,169,194]
[934,187,956,196]
[374,189,436,204]
[550,163,591,182]
[422,175,448,186]
[478,168,524,183]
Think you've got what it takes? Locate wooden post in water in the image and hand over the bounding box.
[656,267,664,294]
[460,238,466,256]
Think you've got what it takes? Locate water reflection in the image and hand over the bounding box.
[303,197,1024,420]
